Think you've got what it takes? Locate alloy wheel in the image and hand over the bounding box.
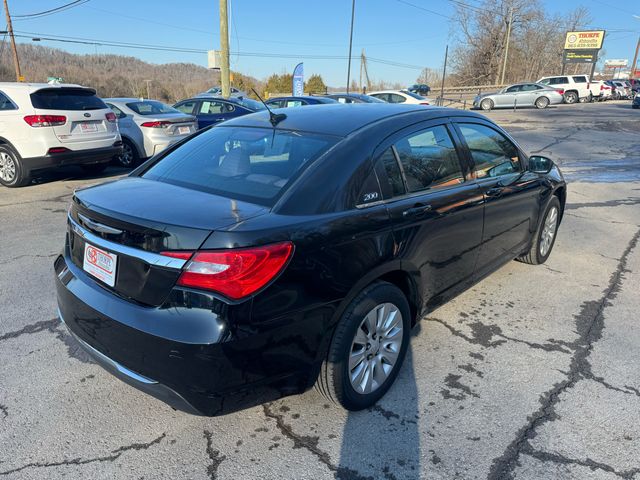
[0,151,16,183]
[118,143,134,167]
[349,302,404,395]
[540,206,558,257]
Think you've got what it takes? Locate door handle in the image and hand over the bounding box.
[402,204,432,217]
[485,187,503,197]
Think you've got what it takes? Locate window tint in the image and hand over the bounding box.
[106,103,125,119]
[0,91,16,110]
[573,76,587,83]
[506,85,521,93]
[356,167,382,206]
[285,100,303,108]
[126,100,180,115]
[520,84,540,91]
[376,148,405,198]
[458,123,521,178]
[142,127,337,206]
[551,77,569,85]
[200,100,233,114]
[175,101,196,114]
[538,79,550,85]
[30,88,107,111]
[389,94,406,103]
[394,125,464,193]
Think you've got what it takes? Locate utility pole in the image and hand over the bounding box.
[439,45,448,107]
[632,35,640,79]
[3,0,22,82]
[500,7,513,85]
[346,0,356,94]
[145,79,151,99]
[219,0,230,98]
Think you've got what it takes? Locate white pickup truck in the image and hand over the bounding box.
[536,75,592,104]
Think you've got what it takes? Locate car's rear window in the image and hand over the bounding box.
[125,100,181,115]
[403,91,427,100]
[142,126,339,206]
[30,88,107,110]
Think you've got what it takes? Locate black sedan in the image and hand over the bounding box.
[173,95,265,129]
[55,104,565,416]
[265,95,338,108]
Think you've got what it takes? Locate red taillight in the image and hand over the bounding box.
[162,242,294,300]
[47,147,69,154]
[600,85,604,91]
[141,121,171,128]
[556,89,564,95]
[105,112,117,123]
[24,115,66,127]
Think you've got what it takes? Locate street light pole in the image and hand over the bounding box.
[631,35,640,79]
[346,0,356,94]
[500,7,513,85]
[3,0,22,82]
[219,0,230,98]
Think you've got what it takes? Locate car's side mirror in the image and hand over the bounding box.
[529,155,554,173]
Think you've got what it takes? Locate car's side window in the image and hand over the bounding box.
[200,101,225,114]
[506,85,521,93]
[356,166,383,207]
[0,91,16,111]
[539,79,550,86]
[389,94,406,103]
[393,125,464,193]
[375,148,405,198]
[175,101,196,115]
[106,103,125,119]
[286,100,303,107]
[458,123,521,178]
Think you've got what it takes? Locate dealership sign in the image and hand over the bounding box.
[563,50,598,64]
[564,31,605,50]
[604,59,628,68]
[292,63,304,96]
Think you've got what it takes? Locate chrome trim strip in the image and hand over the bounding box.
[78,213,124,235]
[58,309,158,385]
[68,214,187,270]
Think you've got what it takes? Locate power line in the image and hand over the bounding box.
[395,0,453,20]
[13,0,89,19]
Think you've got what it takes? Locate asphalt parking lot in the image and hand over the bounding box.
[1,100,639,480]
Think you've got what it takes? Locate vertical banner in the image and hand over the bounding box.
[292,62,304,96]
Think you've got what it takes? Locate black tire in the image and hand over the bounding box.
[316,281,411,410]
[114,138,139,168]
[535,96,550,109]
[517,196,561,265]
[80,163,109,176]
[480,98,494,111]
[0,144,30,187]
[564,91,578,104]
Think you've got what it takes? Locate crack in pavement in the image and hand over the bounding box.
[522,445,640,479]
[441,373,480,400]
[0,318,93,364]
[0,404,7,419]
[0,433,166,475]
[0,253,58,264]
[262,403,374,480]
[203,430,227,480]
[530,129,581,156]
[487,227,640,480]
[565,197,640,211]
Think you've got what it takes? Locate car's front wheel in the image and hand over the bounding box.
[114,139,139,168]
[480,99,494,111]
[564,91,578,104]
[316,281,411,410]
[517,196,561,265]
[0,144,30,187]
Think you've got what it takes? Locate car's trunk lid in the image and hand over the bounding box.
[68,177,268,305]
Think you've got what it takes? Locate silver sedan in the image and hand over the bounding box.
[104,98,198,167]
[473,83,564,111]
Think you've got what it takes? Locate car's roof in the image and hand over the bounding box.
[268,95,334,101]
[217,103,483,137]
[103,98,153,103]
[0,82,91,93]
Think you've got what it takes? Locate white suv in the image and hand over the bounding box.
[0,83,122,187]
[536,75,592,104]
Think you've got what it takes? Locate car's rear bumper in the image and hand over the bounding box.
[54,248,332,416]
[23,144,123,171]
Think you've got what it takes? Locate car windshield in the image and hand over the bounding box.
[30,88,106,110]
[402,91,426,100]
[141,127,338,206]
[125,101,181,115]
[234,97,266,111]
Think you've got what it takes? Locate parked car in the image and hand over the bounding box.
[633,92,640,109]
[368,90,431,105]
[407,83,431,96]
[197,86,246,97]
[326,92,385,103]
[536,75,591,104]
[629,79,640,94]
[589,80,612,101]
[173,96,264,129]
[604,80,620,99]
[265,96,338,108]
[104,98,197,167]
[473,83,563,110]
[0,82,121,187]
[56,104,565,416]
[611,80,631,99]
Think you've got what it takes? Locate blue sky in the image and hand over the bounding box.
[7,0,640,87]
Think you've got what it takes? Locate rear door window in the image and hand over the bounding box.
[174,100,197,115]
[457,123,521,178]
[141,127,338,206]
[0,91,16,110]
[572,76,587,83]
[375,148,405,198]
[30,88,107,110]
[393,125,464,192]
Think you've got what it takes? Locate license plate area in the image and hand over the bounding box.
[79,122,99,133]
[83,243,117,287]
[178,126,190,135]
